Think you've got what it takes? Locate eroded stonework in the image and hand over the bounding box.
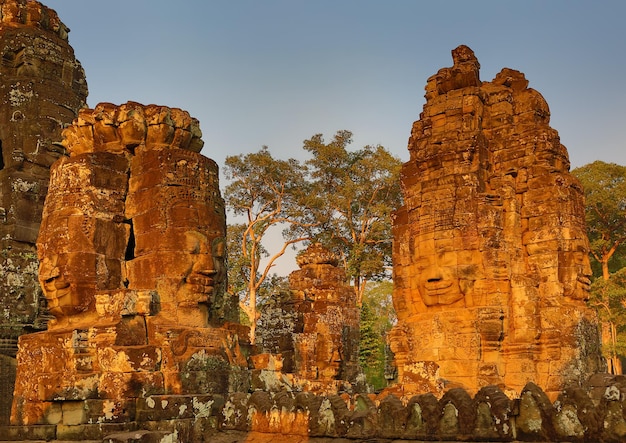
[255,244,361,393]
[390,46,602,399]
[11,102,248,425]
[0,0,87,350]
[0,0,87,425]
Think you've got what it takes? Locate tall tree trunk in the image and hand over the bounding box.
[604,321,623,375]
[600,255,621,373]
[602,258,610,281]
[248,285,257,344]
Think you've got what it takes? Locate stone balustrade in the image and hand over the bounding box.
[2,376,626,442]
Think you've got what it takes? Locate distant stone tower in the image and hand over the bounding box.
[0,0,87,424]
[288,244,361,385]
[390,46,602,399]
[255,243,361,393]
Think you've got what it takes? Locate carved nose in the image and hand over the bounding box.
[40,263,60,281]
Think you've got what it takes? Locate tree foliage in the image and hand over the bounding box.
[224,132,402,341]
[588,268,626,373]
[572,161,626,280]
[223,147,311,341]
[302,131,403,304]
[359,280,396,390]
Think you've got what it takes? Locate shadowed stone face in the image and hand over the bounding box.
[559,235,593,299]
[527,227,593,301]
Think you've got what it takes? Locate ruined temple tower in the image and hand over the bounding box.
[11,102,249,426]
[0,0,87,423]
[255,243,361,393]
[390,46,602,399]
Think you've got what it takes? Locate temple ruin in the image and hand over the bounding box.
[254,243,361,393]
[1,1,625,441]
[11,102,250,426]
[389,45,602,399]
[0,0,87,425]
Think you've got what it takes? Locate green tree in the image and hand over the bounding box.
[588,268,626,373]
[223,147,312,342]
[359,280,396,389]
[302,131,403,304]
[572,161,626,280]
[224,133,402,341]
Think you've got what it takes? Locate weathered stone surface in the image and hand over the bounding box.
[4,379,626,440]
[0,0,87,425]
[390,45,602,399]
[10,102,249,426]
[256,243,361,393]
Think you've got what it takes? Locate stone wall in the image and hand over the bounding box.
[2,376,626,442]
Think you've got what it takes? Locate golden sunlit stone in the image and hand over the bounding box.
[11,102,248,426]
[390,46,602,400]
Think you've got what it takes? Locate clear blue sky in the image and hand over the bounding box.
[45,0,625,171]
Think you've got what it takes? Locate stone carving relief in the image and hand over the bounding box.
[390,46,602,399]
[254,243,361,393]
[0,0,87,343]
[34,102,233,329]
[11,102,247,425]
[0,0,87,425]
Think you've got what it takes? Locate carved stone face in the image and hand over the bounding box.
[36,103,227,328]
[118,150,227,326]
[526,226,593,301]
[38,252,84,318]
[558,231,593,300]
[411,238,482,308]
[125,227,226,326]
[175,231,225,308]
[37,155,129,325]
[37,215,125,321]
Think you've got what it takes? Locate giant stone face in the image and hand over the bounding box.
[390,46,601,399]
[37,102,231,329]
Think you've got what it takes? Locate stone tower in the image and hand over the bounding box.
[254,243,361,393]
[390,46,602,399]
[11,102,249,426]
[288,244,360,385]
[0,0,87,424]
